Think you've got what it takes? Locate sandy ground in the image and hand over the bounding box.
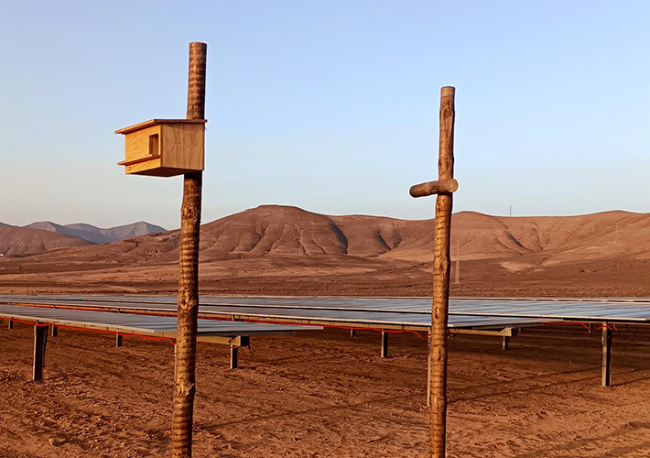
[2,320,650,457]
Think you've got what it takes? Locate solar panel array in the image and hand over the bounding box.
[0,303,320,337]
[5,294,650,332]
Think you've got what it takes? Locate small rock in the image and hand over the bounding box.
[48,437,66,446]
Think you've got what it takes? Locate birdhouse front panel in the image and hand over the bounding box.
[116,119,206,177]
[160,122,204,172]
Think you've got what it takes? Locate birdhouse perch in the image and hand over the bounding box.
[116,119,206,177]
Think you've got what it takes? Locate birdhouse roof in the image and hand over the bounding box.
[115,119,207,135]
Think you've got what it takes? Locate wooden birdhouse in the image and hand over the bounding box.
[116,119,207,177]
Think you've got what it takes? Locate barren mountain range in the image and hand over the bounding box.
[0,221,166,256]
[0,205,648,297]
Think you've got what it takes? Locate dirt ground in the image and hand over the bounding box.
[2,319,650,457]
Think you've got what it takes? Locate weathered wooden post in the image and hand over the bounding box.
[409,86,456,458]
[115,41,207,458]
[171,41,207,458]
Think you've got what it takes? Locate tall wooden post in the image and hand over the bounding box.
[171,42,206,458]
[430,86,455,457]
[409,88,457,456]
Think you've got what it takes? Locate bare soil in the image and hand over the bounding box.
[2,319,650,457]
[1,206,649,456]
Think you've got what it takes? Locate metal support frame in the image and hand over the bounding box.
[381,331,389,358]
[230,346,239,369]
[7,319,13,330]
[116,334,123,347]
[350,329,356,338]
[450,327,518,337]
[229,335,250,370]
[502,336,509,351]
[33,325,48,381]
[602,322,612,387]
[50,325,58,337]
[196,335,251,370]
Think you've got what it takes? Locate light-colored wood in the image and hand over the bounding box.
[116,120,205,177]
[119,124,161,164]
[410,178,458,198]
[115,118,206,135]
[161,123,205,171]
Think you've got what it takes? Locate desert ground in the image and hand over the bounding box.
[2,319,650,457]
[1,206,649,457]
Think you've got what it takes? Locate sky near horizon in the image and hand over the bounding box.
[0,1,648,230]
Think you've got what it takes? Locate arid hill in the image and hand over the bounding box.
[24,221,166,244]
[15,205,648,262]
[0,227,94,257]
[0,205,648,297]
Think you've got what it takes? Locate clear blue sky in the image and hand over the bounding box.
[1,1,648,229]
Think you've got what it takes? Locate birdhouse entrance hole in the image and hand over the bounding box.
[149,134,159,157]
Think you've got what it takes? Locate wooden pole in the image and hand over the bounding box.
[430,86,455,458]
[171,41,206,458]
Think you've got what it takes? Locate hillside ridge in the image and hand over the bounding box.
[4,206,647,266]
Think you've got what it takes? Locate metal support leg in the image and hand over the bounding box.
[502,336,509,351]
[230,346,239,369]
[589,322,593,333]
[116,334,123,348]
[381,331,388,358]
[50,325,58,337]
[33,326,48,381]
[602,323,612,387]
[350,329,356,338]
[7,319,13,330]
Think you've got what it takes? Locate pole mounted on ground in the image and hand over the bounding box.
[409,86,457,458]
[172,42,207,458]
[115,41,208,458]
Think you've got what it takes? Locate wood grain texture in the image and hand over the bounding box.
[410,178,458,198]
[171,41,206,458]
[117,120,205,176]
[161,123,205,171]
[430,86,455,458]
